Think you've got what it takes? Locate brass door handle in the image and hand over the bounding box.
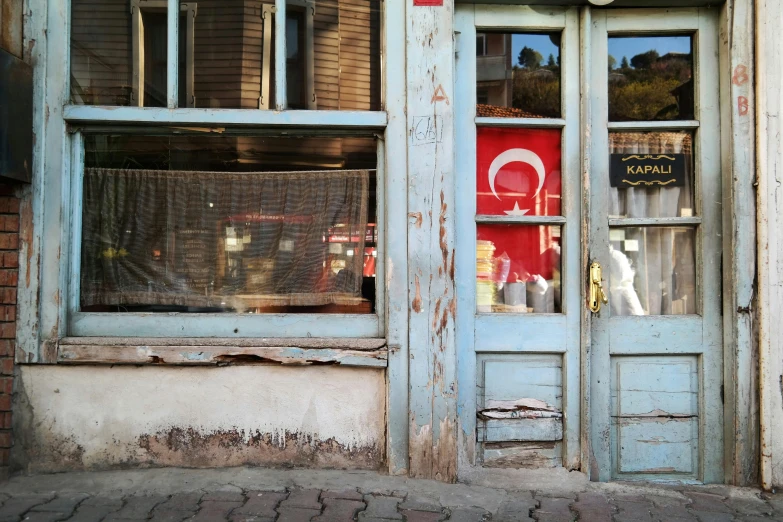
[589,261,608,313]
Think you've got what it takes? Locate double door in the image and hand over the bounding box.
[455,5,723,482]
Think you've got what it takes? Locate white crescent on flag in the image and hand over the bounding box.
[488,148,547,201]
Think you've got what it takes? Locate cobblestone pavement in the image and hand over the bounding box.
[0,468,780,522]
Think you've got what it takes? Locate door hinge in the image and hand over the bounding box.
[720,384,725,405]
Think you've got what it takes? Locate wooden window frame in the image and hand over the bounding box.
[66,129,387,338]
[35,0,400,342]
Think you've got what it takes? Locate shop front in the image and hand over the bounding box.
[455,5,723,482]
[11,0,761,486]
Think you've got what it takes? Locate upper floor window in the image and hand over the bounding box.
[69,0,382,111]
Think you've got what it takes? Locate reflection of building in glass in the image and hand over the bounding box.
[476,32,561,119]
[70,0,382,111]
[476,33,512,109]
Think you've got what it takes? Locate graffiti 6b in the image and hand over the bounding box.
[411,116,443,145]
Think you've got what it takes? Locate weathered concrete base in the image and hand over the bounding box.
[13,365,386,473]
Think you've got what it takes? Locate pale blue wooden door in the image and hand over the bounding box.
[455,6,583,470]
[588,8,723,483]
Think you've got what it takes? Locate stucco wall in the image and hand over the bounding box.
[12,365,386,473]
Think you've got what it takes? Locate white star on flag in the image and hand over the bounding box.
[504,201,529,216]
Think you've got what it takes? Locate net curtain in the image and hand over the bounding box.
[80,168,369,310]
[608,133,696,316]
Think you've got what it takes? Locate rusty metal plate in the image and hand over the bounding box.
[0,48,33,183]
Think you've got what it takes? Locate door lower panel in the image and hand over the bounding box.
[610,356,699,480]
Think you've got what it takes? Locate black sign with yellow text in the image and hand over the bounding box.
[610,154,687,188]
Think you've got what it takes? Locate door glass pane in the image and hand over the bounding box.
[609,131,694,218]
[477,128,562,217]
[476,225,562,314]
[608,35,693,121]
[81,134,378,315]
[608,227,696,316]
[476,32,561,118]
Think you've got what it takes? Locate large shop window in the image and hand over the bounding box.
[80,135,378,315]
[65,0,385,338]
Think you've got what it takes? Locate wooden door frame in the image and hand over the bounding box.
[454,4,582,474]
[587,7,724,483]
[452,1,757,486]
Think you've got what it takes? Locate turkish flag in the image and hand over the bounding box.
[476,128,562,284]
[476,127,561,217]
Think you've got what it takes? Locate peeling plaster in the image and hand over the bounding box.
[15,365,386,473]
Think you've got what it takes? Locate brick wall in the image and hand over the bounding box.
[0,184,19,467]
[1,0,25,473]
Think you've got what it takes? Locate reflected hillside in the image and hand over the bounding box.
[608,36,694,121]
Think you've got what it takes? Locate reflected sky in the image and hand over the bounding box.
[608,36,691,68]
[508,34,692,69]
[510,33,559,66]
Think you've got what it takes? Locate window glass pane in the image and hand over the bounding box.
[609,131,694,218]
[477,128,562,217]
[476,225,562,314]
[476,32,561,119]
[70,0,188,107]
[608,35,694,121]
[141,12,167,106]
[476,34,487,57]
[70,0,134,106]
[187,0,381,110]
[286,11,304,107]
[187,0,271,109]
[307,0,382,111]
[81,135,378,315]
[609,227,696,316]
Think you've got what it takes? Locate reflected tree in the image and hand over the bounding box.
[518,46,543,69]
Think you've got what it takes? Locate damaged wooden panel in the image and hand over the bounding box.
[478,418,563,443]
[482,442,562,469]
[479,355,563,411]
[757,0,783,491]
[15,0,46,364]
[57,343,387,368]
[611,357,698,417]
[478,398,563,420]
[611,356,699,479]
[616,417,697,475]
[59,337,387,350]
[476,354,565,466]
[405,0,458,481]
[720,0,759,487]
